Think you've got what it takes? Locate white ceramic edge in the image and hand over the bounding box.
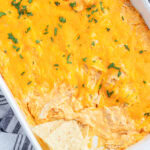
[0,0,150,150]
[131,0,150,28]
[0,75,42,150]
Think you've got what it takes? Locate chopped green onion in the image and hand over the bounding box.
[59,16,66,23]
[0,12,6,18]
[106,90,114,97]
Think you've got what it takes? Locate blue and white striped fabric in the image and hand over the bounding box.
[0,90,34,150]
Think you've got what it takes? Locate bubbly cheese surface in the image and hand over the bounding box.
[0,0,150,149]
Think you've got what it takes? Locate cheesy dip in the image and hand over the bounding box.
[0,0,150,149]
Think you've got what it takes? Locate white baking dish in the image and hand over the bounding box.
[0,0,150,150]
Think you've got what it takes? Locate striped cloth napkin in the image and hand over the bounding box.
[0,90,34,150]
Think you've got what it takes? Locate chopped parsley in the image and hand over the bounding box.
[139,50,146,54]
[25,27,31,33]
[28,0,32,3]
[4,50,7,53]
[99,1,104,12]
[91,41,95,46]
[43,25,49,34]
[8,33,18,44]
[106,90,114,97]
[106,27,110,32]
[12,45,17,49]
[143,80,147,84]
[13,45,20,52]
[16,47,20,52]
[86,5,96,11]
[11,0,33,18]
[87,14,91,18]
[76,35,80,40]
[19,54,23,59]
[50,37,54,42]
[59,16,66,23]
[124,44,130,51]
[88,18,93,22]
[144,112,150,117]
[108,63,122,77]
[91,9,98,15]
[27,81,32,85]
[54,64,59,67]
[58,23,62,28]
[54,27,58,36]
[0,12,6,18]
[82,57,87,62]
[99,84,102,90]
[69,2,76,8]
[118,70,122,77]
[35,40,40,44]
[55,1,60,6]
[94,18,98,23]
[62,54,65,57]
[21,71,25,75]
[108,63,120,70]
[67,54,72,64]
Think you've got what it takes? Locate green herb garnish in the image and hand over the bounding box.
[43,25,49,34]
[106,27,110,31]
[124,44,130,51]
[0,12,6,18]
[67,54,72,64]
[69,2,76,8]
[54,64,59,67]
[76,35,80,40]
[99,84,102,90]
[100,1,104,12]
[108,63,120,70]
[35,40,40,44]
[144,112,150,117]
[91,41,95,46]
[118,70,121,77]
[59,16,66,23]
[28,0,32,3]
[58,23,62,28]
[82,57,87,62]
[25,27,31,33]
[143,80,147,84]
[21,71,25,75]
[106,90,114,97]
[54,27,58,36]
[8,33,18,44]
[108,63,122,77]
[50,37,54,42]
[11,0,33,18]
[19,54,23,59]
[27,81,32,85]
[4,50,7,53]
[55,1,60,6]
[91,9,98,14]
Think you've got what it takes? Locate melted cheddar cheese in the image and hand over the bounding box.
[0,0,150,149]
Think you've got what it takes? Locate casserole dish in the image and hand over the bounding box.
[0,0,150,149]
